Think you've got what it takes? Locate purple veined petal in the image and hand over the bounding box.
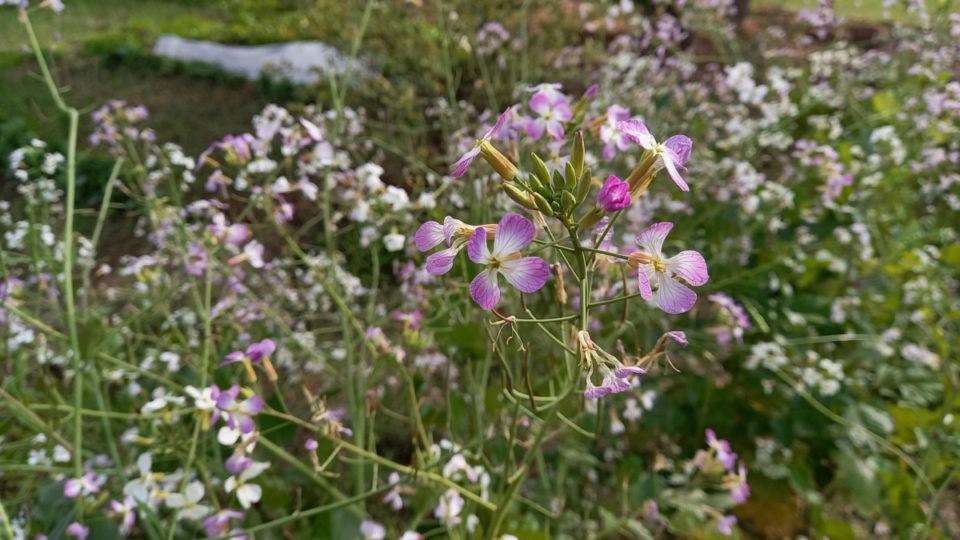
[425,247,458,275]
[660,152,690,192]
[492,214,536,256]
[414,221,445,251]
[656,272,698,314]
[529,93,553,115]
[451,146,481,177]
[665,250,709,286]
[484,105,515,141]
[467,227,491,264]
[663,331,689,347]
[241,395,264,415]
[235,414,255,434]
[469,269,501,310]
[663,134,692,166]
[634,222,673,258]
[554,103,573,122]
[525,118,545,140]
[604,376,632,394]
[442,216,467,246]
[499,256,549,293]
[584,379,611,399]
[617,119,655,149]
[614,366,646,378]
[637,267,653,301]
[546,120,565,140]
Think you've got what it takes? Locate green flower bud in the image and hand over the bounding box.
[503,183,537,210]
[576,167,593,204]
[565,162,577,190]
[571,130,585,177]
[531,153,551,186]
[561,190,577,214]
[532,192,554,216]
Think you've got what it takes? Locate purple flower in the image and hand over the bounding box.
[214,385,263,434]
[526,93,572,140]
[451,106,514,177]
[467,214,549,310]
[706,429,738,471]
[633,222,709,314]
[415,216,494,275]
[599,105,633,159]
[305,438,318,451]
[66,522,89,539]
[204,509,244,538]
[64,472,99,498]
[393,310,422,330]
[717,515,737,536]
[597,175,632,212]
[724,461,750,503]
[110,497,137,534]
[185,242,208,276]
[617,119,693,191]
[578,331,645,399]
[225,453,254,474]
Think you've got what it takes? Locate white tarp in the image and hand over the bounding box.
[153,35,371,84]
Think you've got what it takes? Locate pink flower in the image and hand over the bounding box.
[64,472,100,498]
[467,214,549,310]
[214,385,263,434]
[451,106,514,177]
[599,105,633,159]
[204,509,244,538]
[617,119,693,191]
[67,522,89,539]
[597,175,632,212]
[724,461,750,503]
[633,222,709,314]
[185,242,208,276]
[415,216,495,275]
[526,93,572,140]
[717,515,737,536]
[110,497,137,534]
[393,310,422,330]
[706,428,738,471]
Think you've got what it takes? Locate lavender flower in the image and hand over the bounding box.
[467,214,549,310]
[631,222,709,314]
[618,119,693,191]
[597,175,632,212]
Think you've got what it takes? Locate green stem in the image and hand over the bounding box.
[0,496,14,538]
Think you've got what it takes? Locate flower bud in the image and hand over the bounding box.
[479,140,518,181]
[575,167,593,203]
[571,130,585,177]
[564,162,577,190]
[625,149,658,193]
[503,183,537,210]
[561,191,577,214]
[532,192,554,216]
[531,152,551,186]
[552,169,565,191]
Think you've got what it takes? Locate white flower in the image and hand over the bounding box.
[123,453,161,505]
[166,481,211,520]
[383,233,405,252]
[225,461,269,509]
[434,489,464,526]
[185,386,217,410]
[53,444,71,463]
[380,186,410,211]
[360,520,386,540]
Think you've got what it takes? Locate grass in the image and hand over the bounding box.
[756,0,957,22]
[0,0,225,53]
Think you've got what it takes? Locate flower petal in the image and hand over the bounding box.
[414,221,445,251]
[470,269,501,310]
[426,247,458,275]
[656,273,698,314]
[529,93,552,115]
[484,105,515,141]
[467,227,491,264]
[617,119,655,149]
[663,134,692,166]
[634,222,673,257]
[660,153,690,191]
[451,146,481,177]
[666,250,709,286]
[492,214,536,257]
[637,267,653,300]
[525,119,545,140]
[499,256,549,293]
[442,216,466,246]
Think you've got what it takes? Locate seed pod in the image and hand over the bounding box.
[571,130,585,177]
[531,153,551,185]
[576,167,593,204]
[561,190,577,214]
[532,192,554,216]
[564,162,577,190]
[503,183,537,210]
[552,169,565,191]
